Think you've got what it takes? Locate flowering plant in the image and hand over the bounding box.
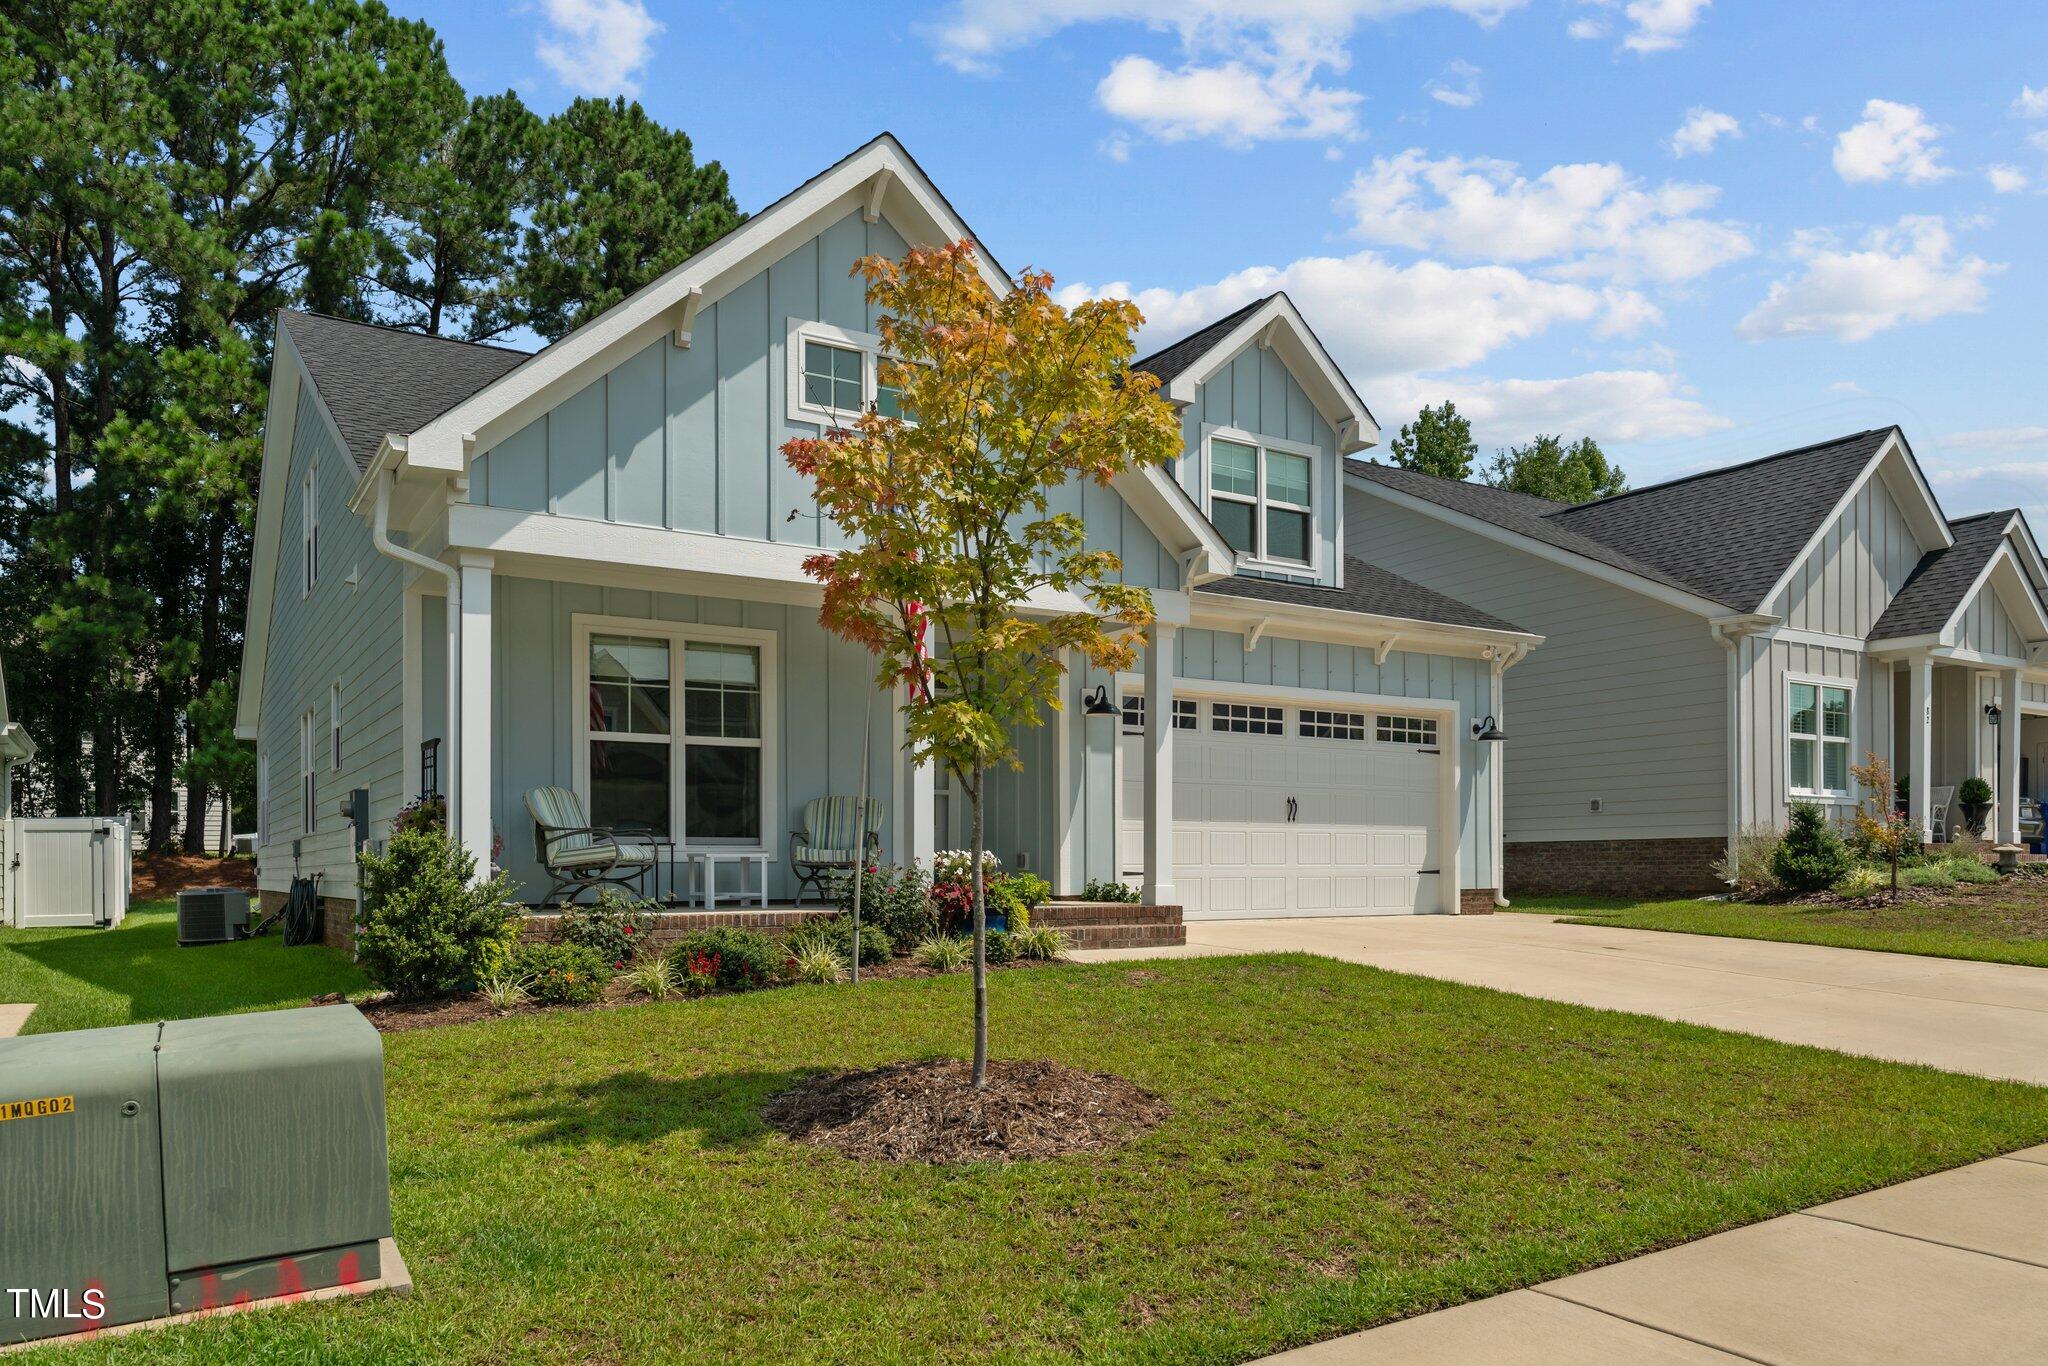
[681,949,720,998]
[932,849,1001,882]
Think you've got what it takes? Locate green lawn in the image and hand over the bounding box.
[1522,890,2048,968]
[0,900,368,1035]
[41,954,2048,1363]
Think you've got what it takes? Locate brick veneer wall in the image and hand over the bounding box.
[256,888,360,952]
[1458,888,1497,915]
[520,907,839,950]
[1504,837,1725,898]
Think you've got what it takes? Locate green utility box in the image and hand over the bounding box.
[0,1005,394,1346]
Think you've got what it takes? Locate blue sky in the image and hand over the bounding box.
[421,0,2045,522]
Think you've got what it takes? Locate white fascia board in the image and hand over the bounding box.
[446,504,1193,624]
[1755,430,1951,616]
[1942,543,2048,643]
[0,722,34,762]
[1190,593,1543,660]
[2003,512,2048,592]
[235,323,334,739]
[402,136,1005,474]
[1162,295,1377,453]
[1115,463,1235,579]
[1344,472,1738,619]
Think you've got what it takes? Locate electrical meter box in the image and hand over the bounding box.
[0,1005,394,1346]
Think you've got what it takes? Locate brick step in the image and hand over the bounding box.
[1059,922,1187,950]
[1031,901,1182,928]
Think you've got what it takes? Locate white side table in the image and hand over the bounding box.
[694,851,769,909]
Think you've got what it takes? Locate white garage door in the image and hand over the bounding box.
[1120,698,1442,918]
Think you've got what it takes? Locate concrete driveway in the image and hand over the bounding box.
[1075,913,2048,1363]
[1078,912,2048,1084]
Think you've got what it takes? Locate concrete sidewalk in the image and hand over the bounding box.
[1075,912,2048,1084]
[0,1004,32,1038]
[1266,1146,2048,1365]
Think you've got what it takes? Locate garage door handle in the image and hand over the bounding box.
[1285,797,1297,822]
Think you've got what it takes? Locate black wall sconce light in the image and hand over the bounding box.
[1082,683,1119,717]
[1985,701,2004,727]
[1470,715,1507,742]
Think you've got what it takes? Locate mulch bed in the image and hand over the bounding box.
[133,852,256,902]
[761,1058,1169,1164]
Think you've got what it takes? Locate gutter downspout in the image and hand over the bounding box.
[1709,619,1746,882]
[1491,642,1530,907]
[372,470,462,846]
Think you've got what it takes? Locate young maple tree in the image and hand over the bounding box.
[783,240,1180,1087]
[1850,751,1913,899]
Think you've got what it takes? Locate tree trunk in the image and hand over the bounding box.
[970,763,988,1089]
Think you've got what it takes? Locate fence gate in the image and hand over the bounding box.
[7,817,131,929]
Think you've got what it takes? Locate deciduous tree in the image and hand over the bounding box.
[1482,433,1627,504]
[1388,400,1476,480]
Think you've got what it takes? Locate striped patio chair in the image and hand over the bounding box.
[524,785,659,906]
[788,796,884,904]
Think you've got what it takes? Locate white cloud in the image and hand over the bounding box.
[2014,86,2048,118]
[1427,60,1482,108]
[2033,129,2048,153]
[1099,131,1135,163]
[1374,369,1725,445]
[1567,17,1608,40]
[1670,107,1739,157]
[534,0,661,96]
[1340,149,1753,284]
[1096,55,1362,144]
[1943,426,2048,451]
[1987,164,2029,194]
[1066,252,1610,379]
[1622,0,1710,53]
[1828,380,1868,396]
[1833,99,1952,184]
[1920,446,2048,528]
[1738,216,2000,342]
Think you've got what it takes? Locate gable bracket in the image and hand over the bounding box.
[1374,635,1398,666]
[671,286,704,348]
[1243,617,1273,652]
[863,170,893,225]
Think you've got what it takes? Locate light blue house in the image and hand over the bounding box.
[237,135,1540,936]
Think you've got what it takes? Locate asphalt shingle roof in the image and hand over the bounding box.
[1869,511,2013,641]
[1348,428,1906,613]
[1197,555,1529,635]
[1130,295,1274,385]
[283,311,531,472]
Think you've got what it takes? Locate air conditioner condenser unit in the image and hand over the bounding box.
[176,887,251,946]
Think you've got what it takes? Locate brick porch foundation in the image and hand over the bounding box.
[1459,888,1498,915]
[1504,837,1726,899]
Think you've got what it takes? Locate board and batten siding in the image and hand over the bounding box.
[1954,579,2028,660]
[1767,475,1925,636]
[1735,637,1893,829]
[468,207,1177,590]
[2025,679,2048,708]
[1344,487,1727,841]
[255,381,408,899]
[1177,347,1342,587]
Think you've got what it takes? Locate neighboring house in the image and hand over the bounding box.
[0,655,36,913]
[236,134,1540,939]
[1346,428,2048,895]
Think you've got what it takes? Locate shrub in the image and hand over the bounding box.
[999,871,1049,931]
[830,864,935,947]
[555,890,659,971]
[1711,826,1783,894]
[1081,878,1141,904]
[1770,803,1851,894]
[667,927,783,991]
[790,942,847,984]
[1947,856,1999,884]
[1012,925,1068,960]
[1903,863,1957,890]
[984,928,1016,966]
[621,954,676,1000]
[355,826,521,998]
[1834,866,1885,898]
[912,935,972,972]
[510,941,610,1005]
[1958,777,1994,807]
[784,914,891,966]
[929,878,975,933]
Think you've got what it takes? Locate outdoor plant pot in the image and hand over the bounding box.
[1960,801,1991,836]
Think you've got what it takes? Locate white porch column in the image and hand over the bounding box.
[456,554,494,877]
[1909,654,1934,842]
[2001,667,2025,846]
[1142,623,1176,905]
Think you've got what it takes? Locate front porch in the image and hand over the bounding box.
[1889,655,2046,850]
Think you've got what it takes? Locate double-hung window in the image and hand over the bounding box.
[1207,433,1314,568]
[299,711,316,834]
[788,320,911,425]
[301,461,319,595]
[329,683,342,772]
[583,625,772,848]
[1788,680,1851,797]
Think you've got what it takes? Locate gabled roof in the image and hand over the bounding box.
[1197,555,1530,636]
[1870,512,2013,640]
[282,311,529,472]
[1545,428,1897,612]
[1131,295,1275,385]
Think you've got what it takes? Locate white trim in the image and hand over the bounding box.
[1785,673,1856,801]
[1202,425,1321,577]
[570,613,782,860]
[1189,592,1541,661]
[1159,295,1378,454]
[1758,625,1870,652]
[1344,470,1739,620]
[1753,430,1950,616]
[785,318,889,428]
[1941,539,2048,645]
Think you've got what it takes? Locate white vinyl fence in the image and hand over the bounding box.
[5,816,131,929]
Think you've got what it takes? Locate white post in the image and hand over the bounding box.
[1142,623,1176,905]
[401,585,423,799]
[457,554,494,877]
[1910,654,1934,844]
[2001,667,2024,846]
[1054,649,1075,893]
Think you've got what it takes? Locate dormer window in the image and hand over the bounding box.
[1206,430,1315,569]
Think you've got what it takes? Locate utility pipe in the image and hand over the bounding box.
[371,470,462,842]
